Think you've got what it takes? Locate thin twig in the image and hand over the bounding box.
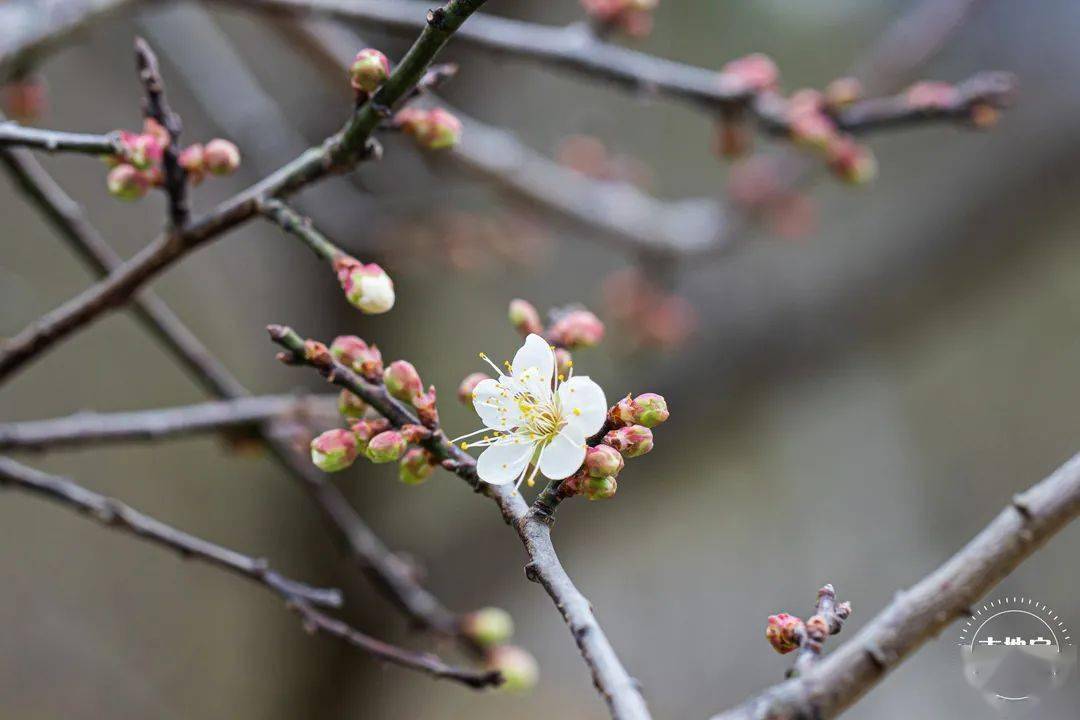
[0,0,490,384]
[787,584,851,678]
[134,37,189,228]
[0,122,120,155]
[0,144,477,654]
[0,394,337,451]
[269,324,652,720]
[259,197,346,263]
[711,452,1080,720]
[0,456,500,689]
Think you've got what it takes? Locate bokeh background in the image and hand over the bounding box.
[2,0,1079,718]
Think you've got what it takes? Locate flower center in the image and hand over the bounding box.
[517,391,564,442]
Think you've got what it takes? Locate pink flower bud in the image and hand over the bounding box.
[350,48,390,93]
[722,53,779,93]
[414,386,439,427]
[336,257,395,314]
[824,77,862,109]
[178,143,205,184]
[904,81,958,110]
[417,108,462,150]
[398,447,435,485]
[548,309,604,349]
[554,348,573,378]
[581,0,626,23]
[457,372,490,404]
[119,129,166,171]
[384,360,423,403]
[330,335,369,368]
[766,613,805,654]
[106,164,150,201]
[826,136,877,185]
[461,607,514,647]
[203,138,241,175]
[603,425,653,458]
[310,428,359,472]
[789,110,836,150]
[486,645,539,692]
[508,298,544,337]
[585,444,624,478]
[349,417,390,450]
[585,475,618,500]
[337,389,368,419]
[805,614,830,643]
[303,339,332,367]
[400,424,432,443]
[365,430,407,464]
[612,392,669,428]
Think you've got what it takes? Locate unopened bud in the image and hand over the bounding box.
[611,392,668,428]
[805,614,829,642]
[106,164,149,201]
[508,298,544,336]
[350,48,390,93]
[585,475,618,500]
[400,424,431,443]
[310,428,359,472]
[119,131,165,171]
[203,138,241,175]
[585,444,624,478]
[398,447,435,485]
[350,417,390,451]
[486,645,539,692]
[330,335,383,380]
[824,77,862,109]
[178,143,205,185]
[365,430,407,463]
[836,600,853,620]
[722,53,779,93]
[790,110,836,151]
[548,309,604,349]
[603,425,653,458]
[462,607,514,647]
[414,386,439,427]
[336,257,395,314]
[384,360,423,403]
[826,136,877,185]
[554,348,573,378]
[766,613,805,654]
[303,339,332,367]
[457,372,490,404]
[337,389,368,419]
[396,107,462,150]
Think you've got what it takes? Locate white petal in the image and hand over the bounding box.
[472,378,522,430]
[556,375,607,437]
[538,425,587,480]
[512,334,554,390]
[477,438,535,485]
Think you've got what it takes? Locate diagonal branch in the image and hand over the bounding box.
[268,324,652,720]
[0,122,121,155]
[711,452,1080,720]
[0,394,337,451]
[134,37,190,228]
[0,456,500,689]
[0,145,481,657]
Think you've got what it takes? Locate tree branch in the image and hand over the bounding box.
[0,394,337,451]
[259,197,346,263]
[268,324,652,720]
[134,37,190,228]
[711,452,1080,720]
[0,455,500,689]
[0,121,120,155]
[0,0,490,384]
[0,144,482,657]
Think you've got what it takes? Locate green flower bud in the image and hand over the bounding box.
[310,429,359,472]
[365,430,406,464]
[486,645,538,692]
[384,360,423,404]
[585,475,618,500]
[508,298,543,336]
[584,444,624,478]
[398,447,435,485]
[337,389,368,419]
[349,48,390,93]
[203,138,240,175]
[462,607,514,647]
[603,425,653,458]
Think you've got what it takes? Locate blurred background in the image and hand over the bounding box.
[1,0,1079,718]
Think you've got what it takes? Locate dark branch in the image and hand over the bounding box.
[0,121,121,155]
[134,37,190,228]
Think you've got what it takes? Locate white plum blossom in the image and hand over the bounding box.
[456,334,607,488]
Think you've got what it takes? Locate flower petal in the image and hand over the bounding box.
[477,438,535,485]
[538,425,587,480]
[512,334,554,390]
[472,378,522,430]
[556,375,607,437]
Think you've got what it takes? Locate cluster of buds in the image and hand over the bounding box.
[580,0,658,39]
[393,106,462,150]
[765,584,852,658]
[602,267,698,349]
[766,613,806,655]
[904,79,999,129]
[104,118,240,201]
[332,254,395,314]
[786,87,876,185]
[561,391,668,501]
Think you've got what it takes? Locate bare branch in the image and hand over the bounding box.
[134,37,190,228]
[0,394,338,451]
[711,453,1080,720]
[268,324,652,720]
[0,456,501,689]
[0,121,120,155]
[259,197,347,263]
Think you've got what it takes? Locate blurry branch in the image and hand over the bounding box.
[0,0,488,381]
[270,324,652,720]
[0,122,120,155]
[0,456,501,689]
[134,37,190,228]
[0,394,337,451]
[712,452,1080,720]
[221,0,1014,134]
[259,197,348,263]
[0,0,138,81]
[0,142,480,658]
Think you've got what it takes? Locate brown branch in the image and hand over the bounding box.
[0,144,480,656]
[0,394,337,451]
[134,37,189,228]
[0,121,121,155]
[0,0,489,384]
[0,456,500,689]
[269,324,652,720]
[787,584,851,678]
[711,452,1080,720]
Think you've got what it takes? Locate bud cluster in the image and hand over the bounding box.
[765,584,852,658]
[104,118,240,201]
[459,607,538,692]
[580,0,658,39]
[507,299,605,351]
